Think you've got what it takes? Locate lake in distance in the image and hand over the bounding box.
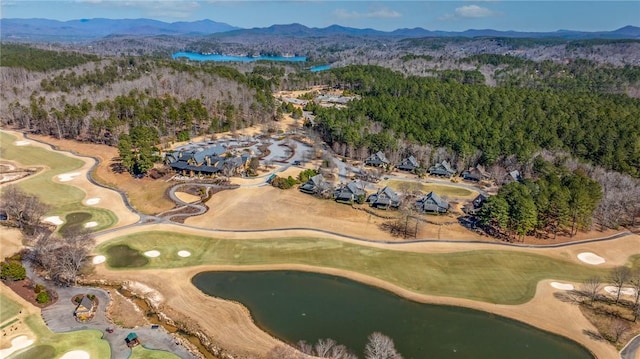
[192,270,593,359]
[172,52,306,62]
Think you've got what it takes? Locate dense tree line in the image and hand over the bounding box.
[479,169,601,241]
[2,57,279,144]
[312,65,640,177]
[0,43,100,71]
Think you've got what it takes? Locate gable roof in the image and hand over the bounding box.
[367,151,389,164]
[310,174,324,187]
[345,180,366,196]
[416,191,449,210]
[77,296,93,312]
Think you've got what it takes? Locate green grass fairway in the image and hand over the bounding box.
[130,346,181,359]
[0,294,22,323]
[97,231,625,304]
[386,180,475,198]
[11,314,111,359]
[0,131,117,231]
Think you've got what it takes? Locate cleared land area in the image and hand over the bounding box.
[96,230,631,304]
[186,186,482,240]
[385,179,477,199]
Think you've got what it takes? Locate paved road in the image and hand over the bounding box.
[41,286,198,359]
[621,334,640,359]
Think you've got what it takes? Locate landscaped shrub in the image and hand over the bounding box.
[271,176,298,189]
[0,261,26,281]
[34,284,46,293]
[87,294,96,300]
[297,169,319,183]
[36,291,50,304]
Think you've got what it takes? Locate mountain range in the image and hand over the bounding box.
[1,18,639,42]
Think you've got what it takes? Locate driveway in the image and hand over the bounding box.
[42,286,198,359]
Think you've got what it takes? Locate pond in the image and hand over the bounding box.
[105,244,148,268]
[172,52,306,62]
[192,271,593,359]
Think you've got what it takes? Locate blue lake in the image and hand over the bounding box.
[192,270,594,359]
[172,52,306,62]
[309,64,332,72]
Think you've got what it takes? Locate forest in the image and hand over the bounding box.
[312,65,640,177]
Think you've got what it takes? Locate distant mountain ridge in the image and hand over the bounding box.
[0,18,239,41]
[1,18,638,42]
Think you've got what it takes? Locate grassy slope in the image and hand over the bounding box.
[97,231,622,304]
[0,132,117,231]
[0,294,22,323]
[130,346,181,359]
[386,179,475,198]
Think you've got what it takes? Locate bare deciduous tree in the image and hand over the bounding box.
[581,277,602,304]
[609,318,629,342]
[364,332,403,359]
[610,266,631,304]
[1,186,50,235]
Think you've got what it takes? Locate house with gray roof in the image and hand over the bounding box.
[461,165,490,182]
[365,151,390,167]
[397,156,419,172]
[415,192,449,213]
[167,148,250,177]
[300,174,327,195]
[428,160,456,178]
[504,170,523,184]
[367,186,401,209]
[463,193,488,214]
[334,180,367,204]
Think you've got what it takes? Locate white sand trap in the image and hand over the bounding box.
[92,255,106,265]
[144,250,160,258]
[57,172,81,182]
[178,250,191,257]
[550,282,575,290]
[43,216,63,225]
[14,140,31,146]
[577,252,606,265]
[604,286,638,297]
[59,350,90,359]
[84,221,98,228]
[0,335,35,358]
[85,197,101,205]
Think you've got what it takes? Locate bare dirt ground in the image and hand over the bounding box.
[105,289,148,329]
[184,185,484,241]
[28,134,175,215]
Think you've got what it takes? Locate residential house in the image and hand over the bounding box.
[461,165,490,182]
[167,146,250,177]
[334,180,367,204]
[367,186,401,209]
[504,170,523,184]
[300,174,327,195]
[415,192,449,213]
[74,296,94,320]
[463,193,488,214]
[428,161,456,178]
[365,151,390,167]
[397,156,419,172]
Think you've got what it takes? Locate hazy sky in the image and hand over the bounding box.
[1,1,638,32]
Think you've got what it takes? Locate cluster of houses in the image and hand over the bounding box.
[365,151,522,184]
[299,176,450,214]
[164,146,251,177]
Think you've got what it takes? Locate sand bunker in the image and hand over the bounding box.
[178,250,191,257]
[43,216,63,225]
[14,140,30,146]
[0,174,21,183]
[577,252,606,265]
[84,221,98,228]
[144,250,160,258]
[92,255,106,264]
[85,197,101,205]
[550,282,575,290]
[57,172,81,182]
[0,335,35,358]
[604,286,637,297]
[59,350,90,359]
